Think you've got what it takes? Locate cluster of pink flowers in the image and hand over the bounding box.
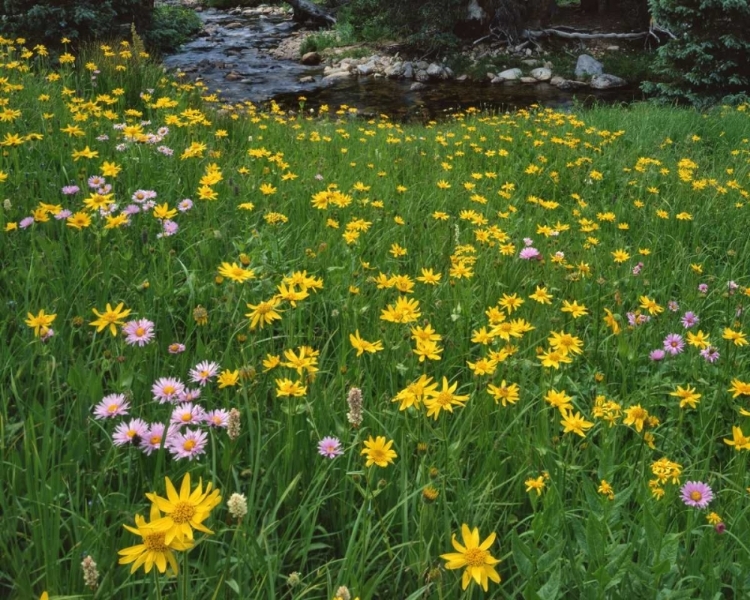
[93,360,233,461]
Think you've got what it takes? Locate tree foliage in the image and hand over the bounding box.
[645,0,750,106]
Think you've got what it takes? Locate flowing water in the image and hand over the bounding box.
[163,7,640,121]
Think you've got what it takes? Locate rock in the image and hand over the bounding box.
[416,60,429,70]
[410,82,427,91]
[550,75,566,87]
[228,7,241,15]
[606,45,620,51]
[456,74,468,82]
[556,79,589,90]
[385,63,403,78]
[575,54,604,78]
[225,71,242,81]
[525,48,532,56]
[224,22,244,30]
[322,71,352,83]
[402,62,414,79]
[357,62,376,76]
[520,76,537,83]
[299,75,314,83]
[543,61,553,70]
[521,59,540,66]
[426,63,443,79]
[497,68,522,80]
[590,73,627,89]
[444,66,454,80]
[415,69,430,83]
[530,67,552,81]
[301,51,321,66]
[490,75,504,84]
[486,72,496,81]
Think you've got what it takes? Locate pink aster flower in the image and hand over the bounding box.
[519,247,541,260]
[178,198,193,212]
[649,349,665,361]
[700,346,720,363]
[681,312,698,328]
[122,319,155,346]
[88,175,106,189]
[663,333,685,355]
[189,361,221,387]
[62,185,80,195]
[140,423,171,455]
[40,327,55,342]
[93,393,130,419]
[55,209,72,220]
[668,301,679,312]
[170,402,207,427]
[112,418,148,446]
[205,409,230,428]
[167,428,208,460]
[19,217,34,229]
[151,377,185,404]
[122,204,141,216]
[168,342,186,354]
[698,283,708,294]
[160,220,178,237]
[157,145,174,156]
[178,387,202,402]
[157,127,169,137]
[318,436,343,459]
[680,481,713,509]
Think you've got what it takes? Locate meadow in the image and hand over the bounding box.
[1,34,750,599]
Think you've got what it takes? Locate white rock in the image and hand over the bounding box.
[530,67,552,81]
[497,68,522,80]
[590,73,627,89]
[575,54,604,78]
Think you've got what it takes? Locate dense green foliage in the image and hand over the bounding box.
[645,0,750,106]
[0,0,201,54]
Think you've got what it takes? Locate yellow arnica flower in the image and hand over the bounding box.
[218,262,255,283]
[440,524,501,591]
[90,302,132,336]
[25,309,56,337]
[118,504,193,575]
[146,473,222,545]
[361,435,397,467]
[245,297,283,330]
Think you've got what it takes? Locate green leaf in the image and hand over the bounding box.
[512,530,535,579]
[536,564,561,600]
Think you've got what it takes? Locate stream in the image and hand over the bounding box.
[163,6,641,120]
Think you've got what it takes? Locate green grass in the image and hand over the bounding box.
[2,39,750,600]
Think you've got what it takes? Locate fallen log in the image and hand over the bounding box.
[285,0,336,26]
[525,28,648,41]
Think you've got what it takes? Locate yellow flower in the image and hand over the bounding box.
[90,302,131,336]
[118,504,193,575]
[623,404,649,432]
[723,426,750,450]
[259,183,277,195]
[723,327,748,346]
[392,375,437,411]
[217,369,240,388]
[275,378,307,397]
[529,286,553,304]
[560,410,594,437]
[440,524,501,592]
[146,473,221,544]
[598,480,615,500]
[729,378,750,398]
[639,295,663,315]
[611,249,630,263]
[669,385,701,409]
[218,262,255,283]
[71,145,99,161]
[25,309,56,337]
[349,330,384,356]
[424,377,469,419]
[486,380,519,406]
[361,435,397,467]
[560,299,588,318]
[525,476,546,495]
[245,297,283,330]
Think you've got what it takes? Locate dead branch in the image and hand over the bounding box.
[525,28,648,41]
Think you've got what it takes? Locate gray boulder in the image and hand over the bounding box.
[385,62,403,78]
[357,62,376,76]
[530,67,552,81]
[497,68,522,80]
[590,73,627,89]
[402,62,414,79]
[410,82,427,91]
[426,63,444,79]
[575,54,603,78]
[415,69,430,82]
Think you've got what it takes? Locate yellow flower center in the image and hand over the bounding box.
[163,385,175,395]
[181,413,192,422]
[690,491,702,501]
[150,435,162,445]
[435,391,453,406]
[183,439,196,451]
[135,327,145,336]
[171,501,197,523]
[463,547,488,567]
[256,302,271,315]
[107,403,119,413]
[127,429,137,438]
[143,531,168,551]
[368,448,386,463]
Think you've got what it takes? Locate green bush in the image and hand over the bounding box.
[0,0,151,48]
[142,4,202,55]
[644,0,750,106]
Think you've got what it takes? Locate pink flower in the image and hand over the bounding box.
[205,409,230,428]
[167,428,208,460]
[88,175,106,189]
[122,319,155,347]
[140,423,170,455]
[663,333,685,355]
[178,387,202,402]
[93,393,130,419]
[62,185,80,195]
[178,199,193,212]
[168,342,186,354]
[318,436,343,459]
[680,481,713,509]
[151,377,185,404]
[170,402,206,427]
[112,418,148,446]
[189,361,220,387]
[519,247,541,260]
